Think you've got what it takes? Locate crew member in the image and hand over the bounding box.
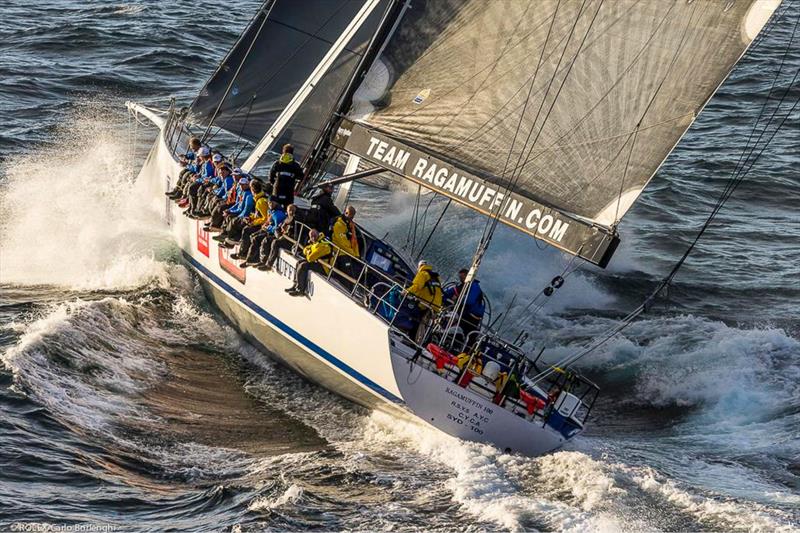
[258,203,297,271]
[286,229,331,297]
[213,177,254,246]
[331,205,361,287]
[235,198,286,267]
[269,144,303,207]
[204,167,241,232]
[307,180,340,234]
[444,268,486,338]
[408,260,443,312]
[232,183,271,263]
[167,137,203,198]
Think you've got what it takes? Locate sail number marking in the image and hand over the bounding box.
[445,386,493,435]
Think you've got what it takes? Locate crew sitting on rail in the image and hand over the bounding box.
[444,267,486,339]
[201,162,235,217]
[269,143,303,208]
[177,147,215,211]
[213,177,254,247]
[194,156,230,217]
[257,203,297,271]
[233,197,285,268]
[307,180,340,234]
[228,179,267,247]
[174,146,213,206]
[185,153,226,218]
[204,167,243,232]
[331,205,361,288]
[167,137,203,198]
[286,229,331,297]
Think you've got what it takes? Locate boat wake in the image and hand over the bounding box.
[1,107,797,530]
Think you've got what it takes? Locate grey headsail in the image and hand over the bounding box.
[190,0,387,160]
[331,0,780,266]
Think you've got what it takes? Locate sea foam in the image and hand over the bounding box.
[0,104,171,289]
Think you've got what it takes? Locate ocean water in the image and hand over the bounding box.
[1,1,799,531]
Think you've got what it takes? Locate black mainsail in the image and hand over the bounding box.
[328,0,781,266]
[189,0,389,162]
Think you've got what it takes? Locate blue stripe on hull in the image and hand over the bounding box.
[183,253,404,405]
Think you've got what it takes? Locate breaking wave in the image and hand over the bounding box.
[0,103,171,290]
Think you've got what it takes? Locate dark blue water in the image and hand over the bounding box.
[1,1,798,531]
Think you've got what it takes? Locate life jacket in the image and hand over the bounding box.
[410,265,443,311]
[333,215,359,257]
[226,183,238,204]
[426,270,442,297]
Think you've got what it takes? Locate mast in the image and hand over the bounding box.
[300,0,407,191]
[241,0,386,172]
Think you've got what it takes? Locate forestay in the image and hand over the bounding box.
[333,0,780,265]
[189,0,387,161]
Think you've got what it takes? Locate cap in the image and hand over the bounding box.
[199,146,211,156]
[239,177,249,185]
[232,167,243,176]
[417,260,429,269]
[212,153,223,163]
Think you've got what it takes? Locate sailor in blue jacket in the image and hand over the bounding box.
[444,268,486,338]
[234,198,288,266]
[215,178,255,246]
[194,152,217,183]
[167,137,203,198]
[214,168,236,200]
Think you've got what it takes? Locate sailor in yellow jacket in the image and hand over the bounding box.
[331,205,361,287]
[287,229,332,297]
[408,260,443,311]
[331,206,360,258]
[233,183,270,260]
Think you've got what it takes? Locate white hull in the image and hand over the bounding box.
[135,117,577,456]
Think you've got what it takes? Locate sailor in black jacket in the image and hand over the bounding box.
[269,144,303,207]
[308,180,341,234]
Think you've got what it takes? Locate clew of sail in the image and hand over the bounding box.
[189,0,388,162]
[331,0,781,266]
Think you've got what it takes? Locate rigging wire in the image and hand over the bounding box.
[500,1,680,180]
[531,34,800,386]
[200,2,272,143]
[414,199,452,262]
[404,184,422,253]
[502,251,583,336]
[443,0,603,343]
[187,1,268,114]
[230,95,257,164]
[519,0,794,177]
[444,0,643,154]
[202,0,352,147]
[499,1,723,336]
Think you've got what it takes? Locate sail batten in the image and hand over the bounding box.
[343,0,781,238]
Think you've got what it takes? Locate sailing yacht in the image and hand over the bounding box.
[129,0,781,456]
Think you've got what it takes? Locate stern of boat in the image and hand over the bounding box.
[389,334,594,456]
